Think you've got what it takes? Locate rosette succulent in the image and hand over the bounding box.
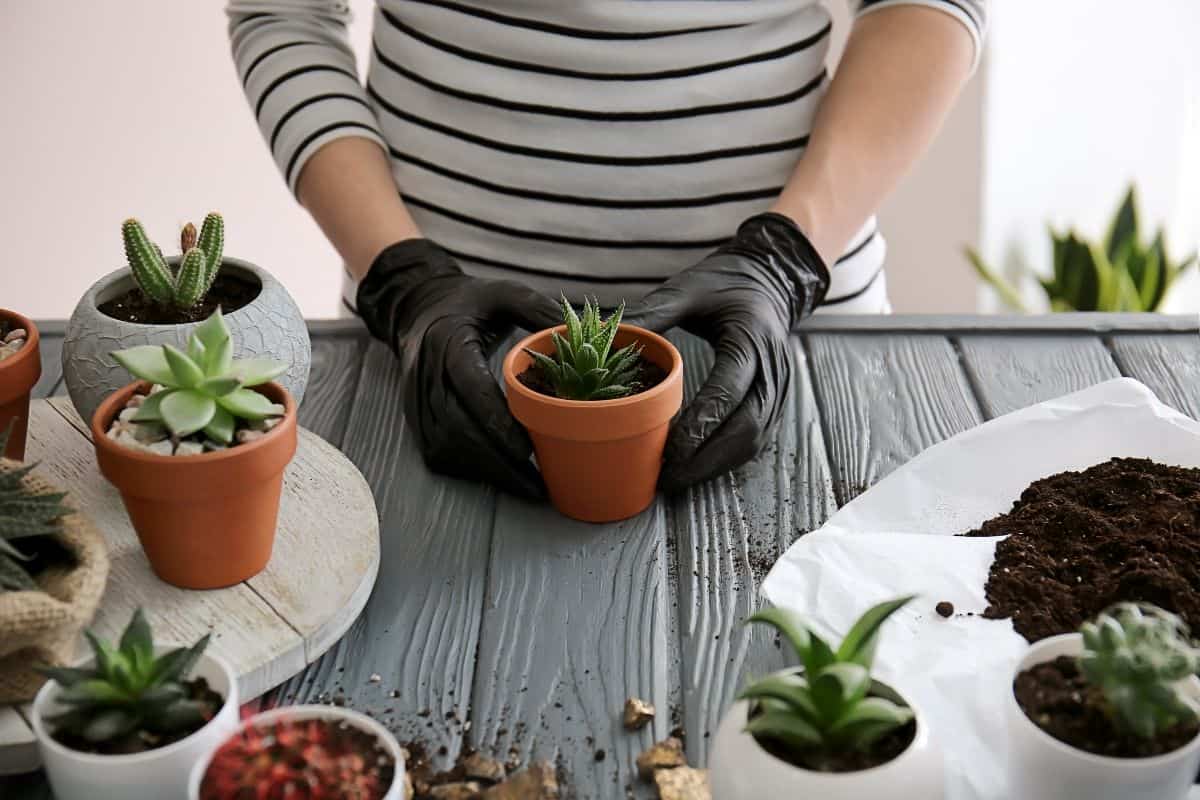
[0,424,71,593]
[525,295,643,401]
[122,213,224,310]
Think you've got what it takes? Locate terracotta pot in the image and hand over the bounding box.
[503,324,683,522]
[91,381,297,589]
[0,310,42,460]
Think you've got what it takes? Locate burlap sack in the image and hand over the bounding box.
[0,460,109,703]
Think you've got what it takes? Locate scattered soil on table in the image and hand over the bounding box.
[53,677,223,755]
[751,705,916,772]
[962,458,1200,643]
[517,358,668,400]
[1014,655,1199,758]
[99,273,260,324]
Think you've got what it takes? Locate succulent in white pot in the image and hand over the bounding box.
[1006,603,1200,800]
[31,609,238,800]
[63,214,310,423]
[709,596,943,800]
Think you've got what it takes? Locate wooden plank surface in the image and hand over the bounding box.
[0,707,38,777]
[31,333,63,399]
[296,332,367,446]
[1107,333,1200,417]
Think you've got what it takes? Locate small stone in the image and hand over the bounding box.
[130,421,168,444]
[125,393,145,408]
[637,737,685,781]
[263,416,281,430]
[482,762,558,799]
[593,749,606,762]
[654,767,711,800]
[202,439,228,452]
[0,343,19,362]
[118,407,139,422]
[624,697,656,730]
[236,429,264,445]
[114,429,145,451]
[174,441,205,457]
[935,601,955,618]
[145,439,174,457]
[3,328,26,344]
[462,751,506,783]
[149,384,165,394]
[430,782,482,800]
[369,673,382,683]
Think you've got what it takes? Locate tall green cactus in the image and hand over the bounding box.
[122,214,225,310]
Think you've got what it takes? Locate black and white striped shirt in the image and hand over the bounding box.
[229,0,985,313]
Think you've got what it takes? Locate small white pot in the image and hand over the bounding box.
[1006,633,1200,800]
[187,704,407,800]
[32,647,239,800]
[708,682,943,800]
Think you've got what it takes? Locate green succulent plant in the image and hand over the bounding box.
[123,213,224,309]
[966,186,1196,312]
[39,608,214,745]
[525,296,643,401]
[738,596,915,770]
[111,309,286,445]
[0,423,71,593]
[1079,602,1200,739]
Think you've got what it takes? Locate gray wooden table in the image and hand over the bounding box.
[5,314,1199,799]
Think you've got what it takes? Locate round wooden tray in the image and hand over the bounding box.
[0,398,379,774]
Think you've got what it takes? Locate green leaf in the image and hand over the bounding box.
[131,389,169,423]
[161,389,217,437]
[744,710,822,751]
[119,608,154,666]
[138,684,185,707]
[197,376,242,398]
[576,343,600,374]
[595,300,624,363]
[147,699,208,733]
[836,595,914,668]
[187,334,206,367]
[827,696,913,746]
[964,247,1028,313]
[193,308,230,356]
[1106,185,1139,263]
[561,295,582,349]
[216,388,284,421]
[230,358,287,387]
[82,709,138,743]
[57,679,130,706]
[84,630,117,677]
[203,405,236,444]
[550,331,574,366]
[590,385,633,400]
[163,344,204,388]
[819,662,871,708]
[809,664,868,725]
[748,607,834,676]
[36,666,97,687]
[738,672,818,722]
[111,345,176,386]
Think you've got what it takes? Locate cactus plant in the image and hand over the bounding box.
[1079,603,1200,739]
[0,423,71,593]
[122,213,224,310]
[966,186,1196,312]
[110,308,286,444]
[524,296,643,401]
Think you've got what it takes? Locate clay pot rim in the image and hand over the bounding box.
[0,308,41,378]
[90,380,295,466]
[502,323,683,409]
[85,257,266,330]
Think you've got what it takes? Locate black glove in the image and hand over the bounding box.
[627,213,830,492]
[355,240,561,499]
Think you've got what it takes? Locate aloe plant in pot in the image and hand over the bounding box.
[502,297,683,522]
[0,308,41,460]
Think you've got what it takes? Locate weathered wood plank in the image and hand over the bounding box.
[0,707,37,777]
[31,333,63,399]
[956,335,1120,418]
[1107,334,1200,418]
[275,340,497,768]
[297,332,366,446]
[799,313,1199,333]
[665,333,837,765]
[806,334,983,504]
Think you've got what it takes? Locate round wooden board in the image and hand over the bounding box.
[0,398,379,774]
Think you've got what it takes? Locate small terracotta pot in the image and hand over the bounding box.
[503,324,683,523]
[91,381,297,589]
[0,309,42,461]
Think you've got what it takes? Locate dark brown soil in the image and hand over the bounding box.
[1014,655,1199,757]
[517,358,668,400]
[751,703,916,773]
[935,601,954,618]
[53,677,224,755]
[962,458,1200,643]
[99,273,260,324]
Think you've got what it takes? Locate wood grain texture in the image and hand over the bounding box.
[31,333,63,399]
[0,707,37,776]
[297,332,367,445]
[956,335,1120,418]
[665,333,837,765]
[1107,334,1200,417]
[806,334,983,504]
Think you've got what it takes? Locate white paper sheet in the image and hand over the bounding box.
[761,378,1200,800]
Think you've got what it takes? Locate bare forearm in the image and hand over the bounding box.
[772,5,975,264]
[295,137,422,281]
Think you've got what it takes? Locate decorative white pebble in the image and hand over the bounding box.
[263,417,282,430]
[3,328,26,344]
[118,407,139,422]
[125,394,145,408]
[236,429,264,444]
[174,441,205,457]
[130,421,168,443]
[202,440,228,452]
[145,440,174,456]
[149,384,165,395]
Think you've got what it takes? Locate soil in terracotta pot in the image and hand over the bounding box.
[52,677,223,755]
[962,458,1200,643]
[1014,655,1199,758]
[750,704,917,772]
[98,273,260,324]
[517,359,669,400]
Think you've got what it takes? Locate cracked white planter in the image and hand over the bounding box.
[1006,633,1200,800]
[63,257,310,424]
[709,686,943,800]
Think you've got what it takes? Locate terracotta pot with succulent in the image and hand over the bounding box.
[32,609,238,800]
[63,213,310,424]
[91,308,297,589]
[1007,603,1200,800]
[709,596,943,800]
[503,297,682,522]
[189,705,406,800]
[0,308,41,460]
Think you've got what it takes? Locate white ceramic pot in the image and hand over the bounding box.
[708,684,943,800]
[1006,633,1200,800]
[32,647,239,800]
[187,704,407,800]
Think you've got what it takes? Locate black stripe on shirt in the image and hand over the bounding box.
[254,64,360,117]
[403,0,745,40]
[271,92,371,152]
[822,264,883,306]
[380,8,832,81]
[836,230,877,265]
[367,84,809,166]
[242,40,318,85]
[284,121,380,186]
[444,247,674,283]
[373,44,826,121]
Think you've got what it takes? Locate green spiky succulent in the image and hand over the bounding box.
[111,309,286,445]
[123,213,224,309]
[525,296,643,401]
[39,609,214,746]
[1079,603,1200,739]
[738,596,916,770]
[0,423,71,593]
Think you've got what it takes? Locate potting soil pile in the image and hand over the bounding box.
[760,378,1200,800]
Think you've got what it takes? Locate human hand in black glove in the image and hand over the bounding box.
[627,213,830,492]
[355,239,561,499]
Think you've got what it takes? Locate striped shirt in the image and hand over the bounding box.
[228,0,985,314]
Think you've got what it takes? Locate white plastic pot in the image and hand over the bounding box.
[187,704,407,800]
[32,647,239,800]
[708,682,943,800]
[1006,633,1200,800]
